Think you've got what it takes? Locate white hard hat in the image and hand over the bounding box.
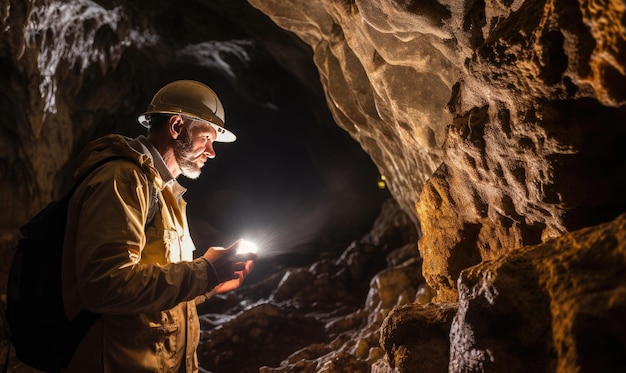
[138,80,236,142]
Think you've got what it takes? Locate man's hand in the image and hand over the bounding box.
[213,260,255,294]
[202,239,257,293]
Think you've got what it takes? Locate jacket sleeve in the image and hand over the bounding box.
[71,161,217,314]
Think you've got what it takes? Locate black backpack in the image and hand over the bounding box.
[5,157,157,372]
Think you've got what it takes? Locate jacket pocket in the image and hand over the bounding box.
[103,313,183,373]
[144,226,179,264]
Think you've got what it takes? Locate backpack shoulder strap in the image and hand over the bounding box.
[145,179,158,228]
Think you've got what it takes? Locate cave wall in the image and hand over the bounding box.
[248,0,626,300]
[250,0,456,226]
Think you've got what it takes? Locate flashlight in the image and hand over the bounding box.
[237,239,258,255]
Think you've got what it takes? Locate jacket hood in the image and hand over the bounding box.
[74,134,163,189]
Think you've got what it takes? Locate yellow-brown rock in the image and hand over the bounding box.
[451,213,626,372]
[251,0,626,303]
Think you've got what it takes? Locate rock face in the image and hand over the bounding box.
[248,0,626,302]
[248,0,455,225]
[380,302,458,372]
[1,0,626,372]
[449,213,626,372]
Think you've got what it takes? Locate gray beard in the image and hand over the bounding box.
[174,136,201,179]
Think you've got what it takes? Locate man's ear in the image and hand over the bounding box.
[169,115,183,139]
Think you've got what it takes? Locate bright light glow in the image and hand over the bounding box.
[237,239,258,254]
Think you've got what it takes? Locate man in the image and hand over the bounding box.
[61,80,256,372]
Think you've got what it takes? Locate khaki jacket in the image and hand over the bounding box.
[62,135,215,372]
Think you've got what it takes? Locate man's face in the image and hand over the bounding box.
[173,118,217,179]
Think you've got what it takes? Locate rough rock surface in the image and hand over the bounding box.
[380,302,458,373]
[450,212,626,372]
[249,0,626,302]
[375,213,626,373]
[248,0,455,225]
[1,0,626,372]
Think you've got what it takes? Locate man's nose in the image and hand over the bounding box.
[205,141,216,159]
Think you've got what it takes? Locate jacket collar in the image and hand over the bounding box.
[131,136,174,183]
[131,136,187,199]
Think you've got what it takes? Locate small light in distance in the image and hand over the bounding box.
[378,175,387,189]
[237,239,258,255]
